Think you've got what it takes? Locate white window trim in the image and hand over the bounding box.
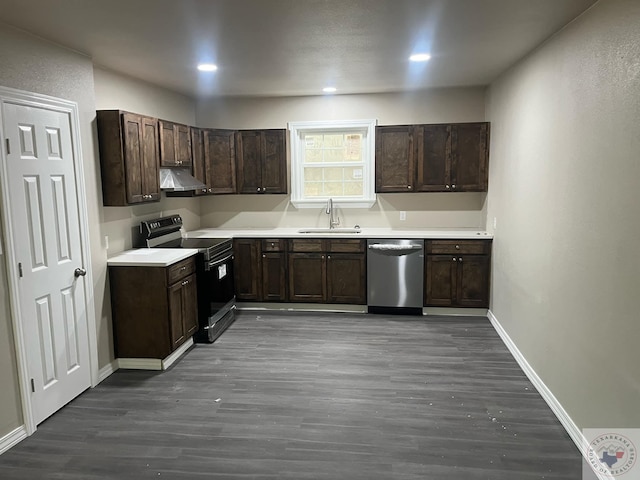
[288,118,377,209]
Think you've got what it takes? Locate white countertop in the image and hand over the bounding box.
[107,248,199,267]
[186,227,492,240]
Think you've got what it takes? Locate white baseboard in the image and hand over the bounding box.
[116,338,194,371]
[487,310,612,480]
[0,426,27,455]
[97,361,118,384]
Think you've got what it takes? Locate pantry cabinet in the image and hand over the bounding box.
[97,110,160,206]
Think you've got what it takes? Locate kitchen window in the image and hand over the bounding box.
[288,119,377,208]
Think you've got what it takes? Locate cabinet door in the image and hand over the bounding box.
[159,121,193,167]
[288,253,326,302]
[262,129,287,193]
[327,253,366,304]
[416,124,451,192]
[262,252,287,301]
[236,130,262,194]
[233,239,262,300]
[121,113,146,204]
[141,116,160,201]
[175,123,192,166]
[168,281,186,349]
[451,123,489,192]
[191,127,210,196]
[425,255,457,306]
[204,129,237,194]
[456,255,490,307]
[159,120,177,167]
[375,126,415,192]
[181,274,199,337]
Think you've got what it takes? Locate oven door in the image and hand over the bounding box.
[195,251,236,343]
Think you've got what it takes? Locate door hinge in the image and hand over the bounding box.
[18,262,23,278]
[30,378,35,393]
[5,138,10,155]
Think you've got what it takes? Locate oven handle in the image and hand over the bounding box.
[206,253,234,271]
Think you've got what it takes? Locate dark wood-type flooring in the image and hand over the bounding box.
[0,312,582,479]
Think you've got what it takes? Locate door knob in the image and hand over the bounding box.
[74,268,87,277]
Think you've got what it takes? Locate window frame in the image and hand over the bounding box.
[288,119,377,208]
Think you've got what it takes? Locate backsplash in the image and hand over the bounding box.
[199,192,487,230]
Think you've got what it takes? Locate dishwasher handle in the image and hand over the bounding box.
[368,243,423,253]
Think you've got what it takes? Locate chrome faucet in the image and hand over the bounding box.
[325,198,340,229]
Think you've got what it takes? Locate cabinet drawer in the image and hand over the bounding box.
[289,239,326,252]
[426,240,491,255]
[262,238,285,252]
[327,239,365,253]
[167,257,196,284]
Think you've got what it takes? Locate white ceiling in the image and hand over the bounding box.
[0,0,597,99]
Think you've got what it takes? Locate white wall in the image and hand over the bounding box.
[0,22,98,438]
[485,0,640,428]
[196,88,488,229]
[0,24,201,441]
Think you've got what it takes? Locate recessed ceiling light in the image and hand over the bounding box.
[409,53,431,62]
[197,63,218,72]
[322,87,337,93]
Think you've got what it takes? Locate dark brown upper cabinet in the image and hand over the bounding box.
[236,129,287,194]
[190,127,213,196]
[159,120,192,167]
[204,128,237,194]
[416,123,489,192]
[97,110,160,206]
[376,122,489,193]
[375,125,415,193]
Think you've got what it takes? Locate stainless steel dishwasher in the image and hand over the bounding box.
[367,239,424,314]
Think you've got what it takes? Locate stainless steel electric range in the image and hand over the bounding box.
[140,215,236,343]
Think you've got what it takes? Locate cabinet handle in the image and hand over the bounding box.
[459,257,463,262]
[208,188,213,193]
[202,188,207,193]
[257,187,261,192]
[271,242,275,247]
[321,255,325,259]
[452,184,456,190]
[407,185,412,190]
[445,185,450,190]
[453,257,457,262]
[327,255,331,259]
[262,254,266,258]
[455,245,460,250]
[181,280,189,286]
[180,266,187,271]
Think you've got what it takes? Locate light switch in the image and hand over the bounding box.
[400,211,406,221]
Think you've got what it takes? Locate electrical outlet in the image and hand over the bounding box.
[493,217,497,229]
[400,211,406,221]
[104,235,109,250]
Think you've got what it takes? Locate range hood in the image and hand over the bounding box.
[159,167,207,192]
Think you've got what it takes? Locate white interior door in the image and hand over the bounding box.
[1,100,91,425]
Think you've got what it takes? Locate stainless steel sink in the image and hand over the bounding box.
[297,227,362,234]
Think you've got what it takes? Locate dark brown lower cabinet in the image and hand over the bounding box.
[327,254,366,304]
[425,240,491,308]
[288,253,326,302]
[287,239,366,304]
[109,256,198,359]
[262,251,287,301]
[233,239,262,301]
[168,273,198,348]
